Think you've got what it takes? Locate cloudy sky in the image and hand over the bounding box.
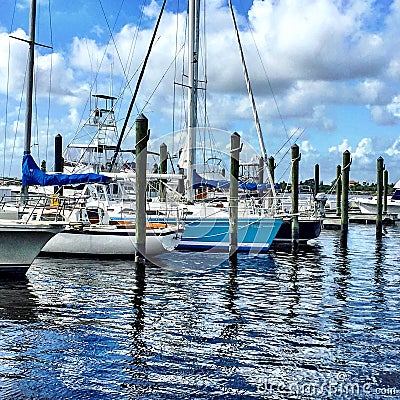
[1,0,400,185]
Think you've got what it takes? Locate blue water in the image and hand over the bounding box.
[0,225,399,399]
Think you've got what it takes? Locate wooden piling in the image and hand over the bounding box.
[336,165,341,216]
[376,157,384,239]
[341,150,351,234]
[159,143,167,202]
[268,156,276,183]
[135,114,149,265]
[258,156,264,183]
[314,163,320,195]
[177,148,185,194]
[229,132,241,262]
[291,144,300,245]
[266,156,275,207]
[54,134,63,196]
[383,170,388,214]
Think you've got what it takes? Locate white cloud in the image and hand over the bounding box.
[300,140,320,163]
[143,0,162,19]
[385,136,400,157]
[387,96,400,117]
[3,0,400,180]
[353,137,373,163]
[301,140,316,153]
[90,25,104,38]
[370,105,397,125]
[328,139,351,154]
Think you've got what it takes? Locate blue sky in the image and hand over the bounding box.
[1,0,400,186]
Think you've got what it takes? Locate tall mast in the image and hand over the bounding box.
[228,0,276,201]
[186,0,200,201]
[21,0,37,199]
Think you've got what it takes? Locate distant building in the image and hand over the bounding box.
[349,180,359,185]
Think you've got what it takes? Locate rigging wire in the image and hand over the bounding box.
[237,0,291,145]
[33,3,41,162]
[274,128,307,184]
[140,43,185,117]
[98,0,139,106]
[235,0,309,187]
[275,127,303,159]
[9,60,28,177]
[172,0,182,157]
[3,0,18,178]
[228,0,276,200]
[68,0,144,159]
[108,0,167,172]
[119,0,145,99]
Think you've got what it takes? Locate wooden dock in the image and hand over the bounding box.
[323,211,397,230]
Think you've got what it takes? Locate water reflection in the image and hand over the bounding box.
[126,263,148,392]
[218,259,243,357]
[331,232,350,328]
[0,226,399,399]
[373,238,387,308]
[0,278,38,322]
[223,259,241,334]
[270,243,324,326]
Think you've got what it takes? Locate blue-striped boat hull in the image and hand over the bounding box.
[177,217,282,253]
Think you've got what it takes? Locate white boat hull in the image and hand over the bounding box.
[41,224,181,258]
[0,221,64,275]
[357,197,400,218]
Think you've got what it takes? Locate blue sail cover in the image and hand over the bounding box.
[192,169,230,189]
[239,181,257,190]
[22,154,110,186]
[239,181,280,191]
[254,183,281,191]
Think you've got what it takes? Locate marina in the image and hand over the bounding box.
[0,224,399,399]
[1,0,400,398]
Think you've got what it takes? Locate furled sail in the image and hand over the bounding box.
[22,154,110,186]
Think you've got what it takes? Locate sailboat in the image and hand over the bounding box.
[0,0,65,276]
[23,0,281,255]
[36,95,183,259]
[228,0,323,244]
[3,1,182,261]
[140,0,283,253]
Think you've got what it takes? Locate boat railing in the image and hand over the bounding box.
[238,191,326,219]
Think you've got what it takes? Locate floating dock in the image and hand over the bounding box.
[323,211,397,230]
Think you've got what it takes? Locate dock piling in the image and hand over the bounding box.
[135,114,149,265]
[54,134,63,196]
[291,144,300,246]
[314,163,320,196]
[258,156,264,183]
[383,170,388,215]
[177,148,185,194]
[229,132,241,262]
[268,156,275,183]
[336,165,341,216]
[341,150,351,235]
[159,143,167,202]
[267,156,275,207]
[376,157,384,239]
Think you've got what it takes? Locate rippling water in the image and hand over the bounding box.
[0,225,399,399]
